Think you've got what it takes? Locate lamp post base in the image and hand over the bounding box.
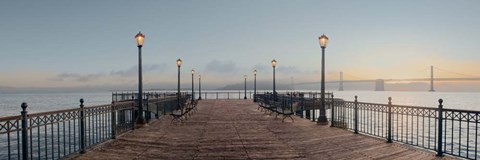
[135,118,148,128]
[316,115,329,125]
[244,97,247,99]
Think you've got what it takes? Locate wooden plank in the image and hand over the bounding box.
[73,100,443,160]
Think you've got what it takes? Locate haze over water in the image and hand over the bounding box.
[1,90,479,117]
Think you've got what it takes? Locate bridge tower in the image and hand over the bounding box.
[429,65,435,92]
[339,72,344,91]
[375,79,385,91]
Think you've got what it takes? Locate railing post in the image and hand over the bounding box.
[437,99,444,157]
[131,96,136,130]
[156,99,160,118]
[111,101,117,139]
[300,95,305,118]
[387,97,392,143]
[354,96,358,134]
[330,94,334,127]
[21,102,28,160]
[145,97,149,122]
[79,98,86,153]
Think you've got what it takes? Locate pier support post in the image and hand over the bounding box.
[437,99,444,156]
[387,97,392,143]
[354,96,358,134]
[21,102,29,160]
[80,99,86,153]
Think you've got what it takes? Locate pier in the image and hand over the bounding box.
[73,100,435,159]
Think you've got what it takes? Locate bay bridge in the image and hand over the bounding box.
[297,65,480,91]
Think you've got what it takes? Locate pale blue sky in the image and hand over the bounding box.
[1,0,479,90]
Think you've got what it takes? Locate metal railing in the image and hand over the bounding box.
[255,92,334,120]
[332,96,480,159]
[0,95,178,160]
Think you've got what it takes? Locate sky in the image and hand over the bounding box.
[1,0,479,92]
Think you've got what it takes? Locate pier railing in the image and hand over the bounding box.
[254,92,334,120]
[332,96,479,159]
[112,90,332,101]
[0,95,179,160]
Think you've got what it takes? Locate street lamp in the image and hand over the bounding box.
[272,59,277,100]
[253,69,257,102]
[198,75,202,100]
[244,75,247,99]
[176,59,182,112]
[191,69,195,102]
[134,32,145,124]
[317,34,329,125]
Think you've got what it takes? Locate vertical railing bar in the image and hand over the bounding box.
[7,121,11,159]
[475,113,478,160]
[381,105,383,137]
[416,110,418,146]
[407,110,410,144]
[475,113,479,159]
[428,110,431,149]
[451,112,454,154]
[29,118,33,160]
[17,121,21,160]
[73,116,76,152]
[330,95,334,127]
[44,120,48,159]
[63,119,66,157]
[68,117,72,155]
[94,109,98,144]
[422,109,425,148]
[98,108,102,142]
[376,105,379,136]
[433,109,436,151]
[458,112,462,156]
[370,104,375,134]
[51,121,54,160]
[112,102,117,139]
[387,98,392,143]
[57,121,60,158]
[37,121,40,159]
[466,113,470,159]
[354,96,358,134]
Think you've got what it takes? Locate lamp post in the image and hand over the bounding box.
[253,69,257,102]
[134,32,145,124]
[271,59,277,101]
[317,34,329,125]
[244,75,247,99]
[191,69,195,102]
[198,75,202,100]
[176,59,182,112]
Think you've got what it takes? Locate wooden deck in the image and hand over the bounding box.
[74,100,440,160]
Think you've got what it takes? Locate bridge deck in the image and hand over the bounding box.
[74,100,439,160]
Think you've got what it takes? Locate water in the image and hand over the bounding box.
[1,91,480,117]
[0,92,111,117]
[333,91,480,111]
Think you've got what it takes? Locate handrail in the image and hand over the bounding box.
[330,96,480,159]
[0,95,178,160]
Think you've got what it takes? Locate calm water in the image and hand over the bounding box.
[0,92,112,117]
[1,91,480,117]
[333,91,480,111]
